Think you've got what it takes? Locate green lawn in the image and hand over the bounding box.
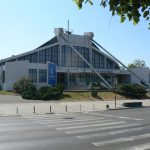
[146,91,150,98]
[0,90,17,95]
[61,91,131,102]
[0,90,149,102]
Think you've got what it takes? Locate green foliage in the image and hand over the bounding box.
[36,86,62,100]
[91,90,98,97]
[73,0,93,9]
[14,78,64,100]
[13,77,36,95]
[89,82,107,90]
[56,84,64,95]
[21,87,37,100]
[90,82,108,98]
[116,83,146,99]
[73,0,150,29]
[128,59,146,68]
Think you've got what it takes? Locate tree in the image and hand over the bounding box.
[128,59,146,68]
[13,77,37,99]
[116,83,146,99]
[73,0,150,29]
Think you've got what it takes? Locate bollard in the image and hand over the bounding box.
[80,104,82,112]
[49,105,52,113]
[106,104,109,110]
[33,106,36,113]
[65,105,68,112]
[93,104,95,110]
[16,107,18,115]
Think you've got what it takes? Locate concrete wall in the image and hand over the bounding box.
[0,66,2,85]
[130,67,150,86]
[57,32,92,48]
[4,61,28,91]
[2,61,150,91]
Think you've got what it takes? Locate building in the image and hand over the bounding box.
[129,67,150,86]
[0,28,149,91]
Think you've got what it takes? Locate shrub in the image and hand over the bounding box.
[14,78,63,100]
[36,86,61,100]
[21,87,37,100]
[91,90,98,97]
[56,84,64,95]
[116,84,146,99]
[13,77,35,94]
[89,82,107,90]
[13,77,36,99]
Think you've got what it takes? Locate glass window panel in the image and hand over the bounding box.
[28,69,37,83]
[39,69,47,83]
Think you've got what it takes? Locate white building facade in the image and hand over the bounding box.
[129,67,150,85]
[0,28,149,91]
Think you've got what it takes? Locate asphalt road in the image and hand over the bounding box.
[0,108,150,150]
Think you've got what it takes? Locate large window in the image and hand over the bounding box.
[92,50,104,69]
[30,53,38,63]
[106,59,113,69]
[39,50,46,63]
[61,45,89,68]
[39,69,47,83]
[28,69,37,83]
[46,46,58,65]
[39,45,58,65]
[92,50,120,69]
[106,59,119,69]
[18,52,38,63]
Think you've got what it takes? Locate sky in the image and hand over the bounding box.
[0,0,149,67]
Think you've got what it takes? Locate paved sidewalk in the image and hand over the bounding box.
[0,95,150,115]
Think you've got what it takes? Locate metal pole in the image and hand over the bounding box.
[16,107,18,115]
[33,106,36,113]
[92,39,149,88]
[60,34,112,89]
[80,104,82,112]
[50,105,51,113]
[93,104,95,110]
[114,91,117,109]
[68,67,70,90]
[65,105,68,112]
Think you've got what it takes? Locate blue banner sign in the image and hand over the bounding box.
[48,63,57,86]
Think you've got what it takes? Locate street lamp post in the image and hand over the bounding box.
[114,76,117,109]
[115,91,117,109]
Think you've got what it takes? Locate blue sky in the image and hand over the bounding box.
[0,0,149,66]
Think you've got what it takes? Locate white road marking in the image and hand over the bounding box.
[77,126,146,139]
[47,119,114,127]
[67,123,141,134]
[118,116,143,121]
[27,116,100,123]
[85,112,143,121]
[0,122,37,127]
[56,121,126,130]
[23,113,76,119]
[36,117,105,124]
[40,118,105,125]
[121,143,150,150]
[92,133,150,147]
[23,115,98,121]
